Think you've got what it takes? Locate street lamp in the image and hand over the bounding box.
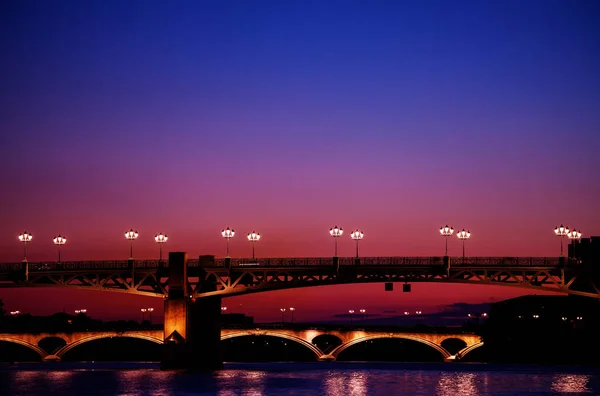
[18,232,33,262]
[554,225,569,256]
[141,308,147,322]
[567,229,582,261]
[350,230,364,258]
[154,233,168,262]
[359,308,366,321]
[10,311,21,316]
[329,226,343,257]
[247,231,261,260]
[221,306,228,312]
[53,235,67,263]
[147,307,154,324]
[125,229,139,259]
[280,308,286,324]
[289,307,295,323]
[439,225,454,256]
[75,309,87,314]
[457,229,471,262]
[221,227,235,257]
[348,309,355,325]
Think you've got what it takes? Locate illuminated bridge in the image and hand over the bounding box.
[0,327,481,362]
[1,252,597,369]
[0,255,597,298]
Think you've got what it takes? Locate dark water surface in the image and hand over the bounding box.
[1,362,600,395]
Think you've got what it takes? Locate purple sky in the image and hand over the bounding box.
[0,0,599,323]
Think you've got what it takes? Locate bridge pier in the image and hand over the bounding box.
[161,252,223,370]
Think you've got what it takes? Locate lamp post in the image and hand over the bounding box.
[280,308,286,324]
[221,307,228,313]
[221,227,235,257]
[147,308,154,324]
[439,225,454,256]
[75,309,87,315]
[350,230,364,258]
[247,231,261,260]
[329,226,343,257]
[154,233,168,262]
[289,307,295,323]
[18,232,33,262]
[125,229,139,259]
[53,235,67,263]
[359,308,366,321]
[457,229,471,262]
[348,309,355,325]
[141,308,147,322]
[567,229,582,261]
[554,225,569,256]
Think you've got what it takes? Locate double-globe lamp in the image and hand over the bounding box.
[329,226,343,256]
[554,225,583,258]
[18,232,33,262]
[125,229,139,259]
[439,225,454,256]
[247,231,260,260]
[53,235,67,263]
[350,230,364,258]
[221,227,235,257]
[457,229,471,261]
[155,233,168,261]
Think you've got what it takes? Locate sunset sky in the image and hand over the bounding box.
[1,0,599,323]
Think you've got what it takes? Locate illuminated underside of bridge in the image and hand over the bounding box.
[0,256,598,298]
[0,328,482,362]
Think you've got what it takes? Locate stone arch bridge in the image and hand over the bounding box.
[0,328,481,362]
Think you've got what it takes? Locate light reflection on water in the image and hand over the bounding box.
[324,371,367,396]
[437,372,478,396]
[1,362,600,395]
[551,374,591,393]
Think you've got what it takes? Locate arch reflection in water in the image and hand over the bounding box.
[324,371,368,396]
[436,372,479,396]
[551,374,590,393]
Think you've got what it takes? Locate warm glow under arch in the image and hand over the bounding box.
[55,334,164,358]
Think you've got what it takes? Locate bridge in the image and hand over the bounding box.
[1,255,598,299]
[0,328,481,362]
[1,251,597,369]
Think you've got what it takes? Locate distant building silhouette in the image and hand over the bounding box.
[569,236,600,263]
[482,295,600,364]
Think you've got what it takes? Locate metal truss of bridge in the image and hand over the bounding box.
[1,254,598,299]
[0,328,482,362]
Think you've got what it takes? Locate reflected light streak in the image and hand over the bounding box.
[220,371,266,396]
[436,373,479,396]
[551,374,590,393]
[324,371,368,396]
[115,370,179,396]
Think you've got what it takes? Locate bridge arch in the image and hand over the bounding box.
[0,337,47,359]
[440,337,468,355]
[456,342,484,360]
[38,336,67,355]
[55,334,163,359]
[220,331,323,359]
[329,335,451,360]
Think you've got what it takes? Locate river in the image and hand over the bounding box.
[1,362,599,395]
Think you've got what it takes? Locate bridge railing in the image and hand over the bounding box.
[0,256,563,272]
